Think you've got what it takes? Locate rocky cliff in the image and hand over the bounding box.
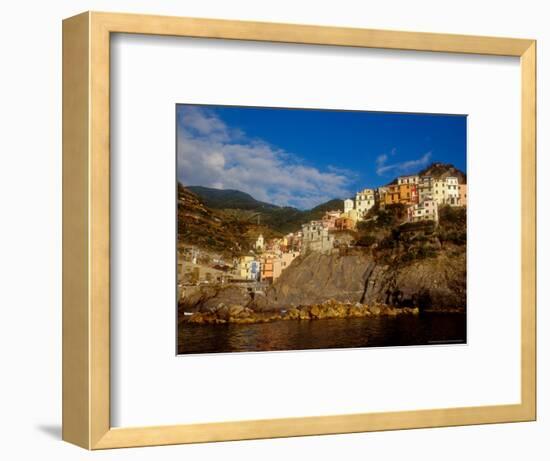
[264,250,466,311]
[180,249,466,315]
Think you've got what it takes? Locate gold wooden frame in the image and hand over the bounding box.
[62,11,537,449]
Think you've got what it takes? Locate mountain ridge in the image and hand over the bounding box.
[184,184,344,234]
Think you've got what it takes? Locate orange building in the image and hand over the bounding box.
[335,216,356,230]
[398,183,418,205]
[260,254,282,283]
[459,184,468,207]
[383,184,401,206]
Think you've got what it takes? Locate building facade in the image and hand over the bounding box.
[397,175,419,186]
[238,256,260,280]
[383,184,401,207]
[355,188,376,219]
[431,177,460,206]
[255,234,264,251]
[407,198,439,223]
[417,176,433,203]
[260,254,282,283]
[335,216,356,230]
[322,210,341,229]
[344,198,354,213]
[459,183,468,207]
[301,221,334,254]
[445,176,460,206]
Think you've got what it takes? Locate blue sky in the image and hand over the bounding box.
[176,104,466,210]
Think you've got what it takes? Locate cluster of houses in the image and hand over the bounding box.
[181,172,467,287]
[343,174,467,225]
[235,232,302,283]
[236,173,466,281]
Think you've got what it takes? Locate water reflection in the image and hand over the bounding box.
[178,313,466,354]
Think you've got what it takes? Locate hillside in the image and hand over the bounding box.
[177,184,281,256]
[187,186,278,211]
[185,204,467,312]
[185,185,344,234]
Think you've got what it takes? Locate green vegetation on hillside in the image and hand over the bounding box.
[351,203,466,266]
[178,184,281,256]
[186,184,344,234]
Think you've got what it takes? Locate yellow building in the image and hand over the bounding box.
[238,256,260,280]
[383,184,401,206]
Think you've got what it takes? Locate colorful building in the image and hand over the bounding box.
[335,216,356,230]
[383,184,401,206]
[285,231,303,252]
[459,183,468,207]
[407,199,439,223]
[340,209,359,224]
[260,254,282,283]
[398,183,418,205]
[322,210,341,230]
[238,256,260,280]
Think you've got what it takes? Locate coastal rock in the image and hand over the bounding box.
[181,285,252,313]
[265,251,466,312]
[183,300,420,325]
[368,305,381,315]
[228,304,245,317]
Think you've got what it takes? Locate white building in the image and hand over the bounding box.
[344,198,354,213]
[432,177,459,206]
[407,199,439,223]
[417,176,433,203]
[398,175,419,185]
[355,188,375,220]
[432,179,447,205]
[255,234,264,251]
[445,176,460,206]
[301,221,334,254]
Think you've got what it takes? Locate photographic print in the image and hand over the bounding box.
[177,105,467,354]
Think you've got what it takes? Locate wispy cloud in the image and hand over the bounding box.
[177,106,354,209]
[376,150,432,176]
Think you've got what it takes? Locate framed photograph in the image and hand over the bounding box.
[62,11,536,449]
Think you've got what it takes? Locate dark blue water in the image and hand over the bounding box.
[178,313,466,354]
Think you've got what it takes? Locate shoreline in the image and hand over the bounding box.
[180,300,465,325]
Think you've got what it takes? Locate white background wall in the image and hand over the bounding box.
[0,0,547,459]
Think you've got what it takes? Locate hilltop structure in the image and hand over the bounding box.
[342,168,466,227]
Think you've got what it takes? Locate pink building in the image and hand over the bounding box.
[322,210,341,230]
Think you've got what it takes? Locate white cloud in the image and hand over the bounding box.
[177,106,354,209]
[376,150,432,176]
